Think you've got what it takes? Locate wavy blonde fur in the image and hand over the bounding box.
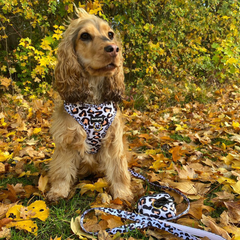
[47,8,132,202]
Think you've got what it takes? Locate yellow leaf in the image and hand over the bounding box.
[145,149,161,155]
[226,57,238,65]
[6,205,23,220]
[223,225,240,238]
[6,202,49,222]
[222,16,230,20]
[217,177,236,184]
[7,220,38,235]
[50,237,62,240]
[1,65,7,72]
[33,128,41,135]
[94,180,108,193]
[80,179,108,195]
[0,117,7,127]
[233,121,240,130]
[0,151,12,162]
[150,154,169,170]
[231,181,240,194]
[27,201,49,221]
[40,38,51,50]
[71,216,95,240]
[6,131,16,137]
[175,124,187,131]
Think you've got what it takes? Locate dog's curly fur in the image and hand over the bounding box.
[47,8,133,202]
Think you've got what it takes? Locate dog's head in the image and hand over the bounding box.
[55,8,124,103]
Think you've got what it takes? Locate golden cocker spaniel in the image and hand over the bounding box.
[47,8,133,202]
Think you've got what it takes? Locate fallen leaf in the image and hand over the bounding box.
[71,216,95,240]
[0,227,11,239]
[6,200,49,235]
[169,146,187,162]
[38,175,49,193]
[224,201,240,223]
[101,215,123,229]
[98,230,112,240]
[6,219,38,235]
[0,218,12,230]
[0,203,18,219]
[27,200,49,221]
[175,165,198,180]
[80,179,108,195]
[201,215,231,240]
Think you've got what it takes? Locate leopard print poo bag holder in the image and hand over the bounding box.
[80,170,226,240]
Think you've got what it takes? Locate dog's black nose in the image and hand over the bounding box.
[104,45,119,56]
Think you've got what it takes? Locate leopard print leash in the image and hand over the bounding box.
[80,169,226,240]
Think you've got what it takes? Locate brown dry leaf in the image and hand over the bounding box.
[169,145,186,162]
[0,203,18,219]
[110,198,122,205]
[19,207,36,220]
[0,163,5,173]
[220,211,229,225]
[71,216,95,240]
[0,218,12,230]
[146,229,179,239]
[6,184,17,202]
[176,217,199,229]
[164,179,197,195]
[0,77,11,89]
[201,215,231,240]
[101,215,123,229]
[224,201,240,223]
[212,191,235,202]
[138,133,152,140]
[98,230,112,240]
[175,165,197,180]
[38,174,49,193]
[0,227,11,239]
[14,160,25,175]
[12,183,25,195]
[24,185,39,198]
[19,146,37,157]
[188,199,213,219]
[83,215,101,232]
[194,182,211,196]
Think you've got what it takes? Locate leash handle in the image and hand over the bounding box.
[128,168,190,220]
[80,207,200,240]
[79,169,227,240]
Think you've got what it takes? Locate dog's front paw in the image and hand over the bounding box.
[46,187,70,202]
[111,185,133,202]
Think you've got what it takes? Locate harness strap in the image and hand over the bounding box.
[79,169,226,240]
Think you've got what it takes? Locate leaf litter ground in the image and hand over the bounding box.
[0,85,240,239]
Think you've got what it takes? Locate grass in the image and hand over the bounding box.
[0,173,94,240]
[9,193,93,240]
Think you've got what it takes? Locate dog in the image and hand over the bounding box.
[46,8,133,202]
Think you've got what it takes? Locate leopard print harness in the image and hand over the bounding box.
[80,169,226,240]
[64,101,117,154]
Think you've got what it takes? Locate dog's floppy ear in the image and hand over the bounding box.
[54,20,89,103]
[103,55,125,103]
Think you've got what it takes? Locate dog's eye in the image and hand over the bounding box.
[108,32,114,40]
[80,32,92,41]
